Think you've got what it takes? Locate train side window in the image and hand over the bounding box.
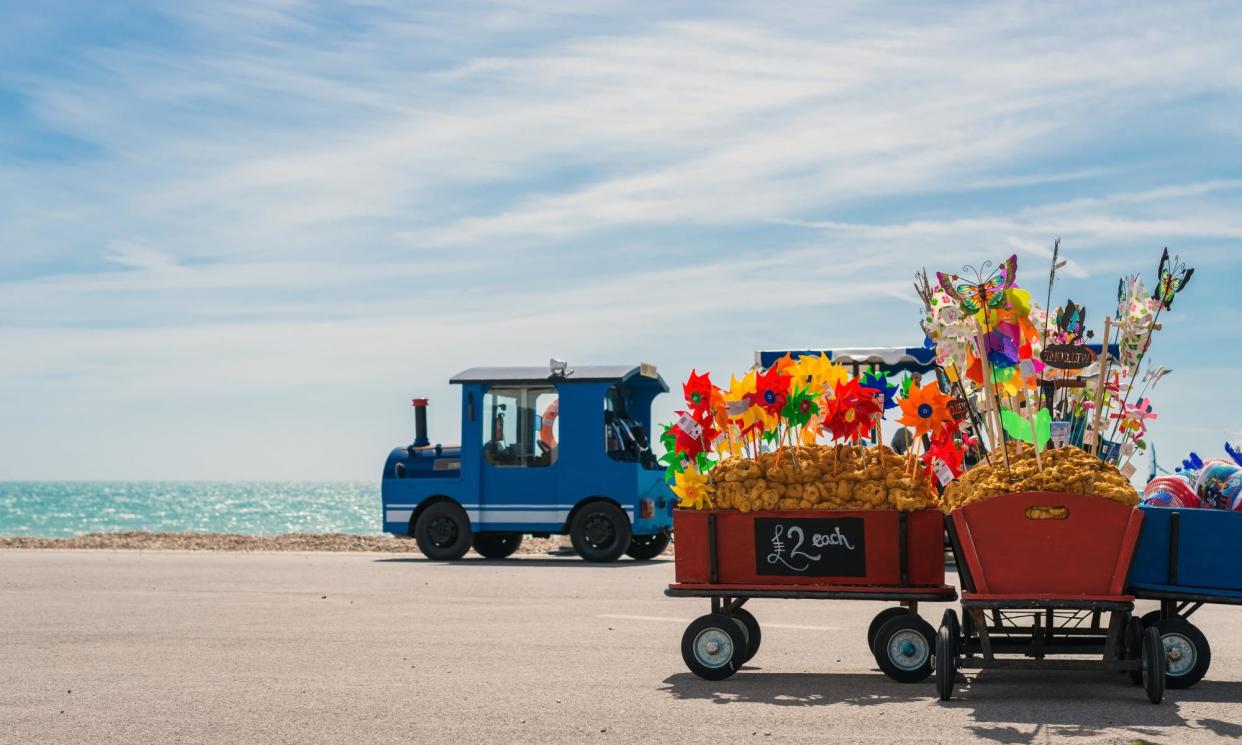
[483,386,557,467]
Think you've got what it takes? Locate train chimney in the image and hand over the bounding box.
[411,398,430,447]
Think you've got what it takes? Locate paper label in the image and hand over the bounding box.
[1050,421,1071,448]
[711,431,727,449]
[1083,430,1097,446]
[1122,441,1136,456]
[726,399,750,416]
[676,413,702,440]
[933,458,955,486]
[1120,463,1137,478]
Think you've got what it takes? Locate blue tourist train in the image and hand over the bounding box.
[381,361,675,561]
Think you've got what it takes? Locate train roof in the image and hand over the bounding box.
[450,364,667,390]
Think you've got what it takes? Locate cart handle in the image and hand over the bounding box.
[1025,506,1069,520]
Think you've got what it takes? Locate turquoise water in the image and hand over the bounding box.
[0,482,380,537]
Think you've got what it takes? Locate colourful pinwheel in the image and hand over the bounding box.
[671,468,713,510]
[781,385,820,430]
[752,364,790,417]
[860,369,899,413]
[682,370,714,414]
[897,382,953,439]
[821,378,882,443]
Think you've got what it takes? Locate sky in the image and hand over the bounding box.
[1,1,1240,481]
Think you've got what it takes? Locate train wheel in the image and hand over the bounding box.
[414,502,472,561]
[681,613,747,681]
[471,532,522,559]
[867,607,909,652]
[1152,617,1211,689]
[1142,626,1167,704]
[570,502,631,562]
[873,615,935,683]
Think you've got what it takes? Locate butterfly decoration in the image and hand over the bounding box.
[1054,300,1087,345]
[1156,248,1194,309]
[1001,407,1052,446]
[937,254,1019,314]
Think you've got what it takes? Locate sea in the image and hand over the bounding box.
[0,482,379,538]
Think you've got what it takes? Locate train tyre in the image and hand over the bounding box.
[414,502,472,561]
[570,502,631,562]
[625,531,671,561]
[872,615,936,683]
[472,532,523,559]
[681,613,747,681]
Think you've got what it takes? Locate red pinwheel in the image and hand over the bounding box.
[671,410,717,461]
[922,437,965,484]
[821,378,882,443]
[751,364,790,416]
[682,370,714,414]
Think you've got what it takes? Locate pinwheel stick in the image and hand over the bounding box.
[1089,317,1113,455]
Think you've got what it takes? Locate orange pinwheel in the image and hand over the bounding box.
[897,382,953,438]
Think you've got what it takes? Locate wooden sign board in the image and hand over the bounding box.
[1041,344,1096,370]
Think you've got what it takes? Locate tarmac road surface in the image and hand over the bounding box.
[2,549,1240,744]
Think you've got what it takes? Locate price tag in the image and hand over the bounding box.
[1050,421,1071,448]
[711,431,728,450]
[726,399,750,416]
[1120,463,1137,478]
[1122,441,1136,456]
[933,458,955,486]
[675,413,702,440]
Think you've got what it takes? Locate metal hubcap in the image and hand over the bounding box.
[693,628,734,668]
[1164,634,1195,676]
[887,630,929,671]
[428,517,457,546]
[583,514,615,548]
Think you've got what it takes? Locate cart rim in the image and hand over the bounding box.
[885,630,930,671]
[692,627,735,669]
[1162,632,1196,677]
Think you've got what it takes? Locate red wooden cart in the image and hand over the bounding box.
[667,507,956,682]
[937,491,1166,703]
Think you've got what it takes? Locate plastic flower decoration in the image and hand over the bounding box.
[682,369,714,414]
[859,369,899,413]
[752,364,790,417]
[671,467,713,509]
[781,385,820,430]
[821,378,882,442]
[896,382,953,439]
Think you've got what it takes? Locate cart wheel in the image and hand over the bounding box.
[681,613,747,681]
[872,615,935,683]
[1141,626,1166,704]
[730,608,762,663]
[867,607,909,652]
[935,617,957,701]
[1151,617,1211,689]
[1139,610,1161,626]
[1127,616,1145,685]
[942,608,961,643]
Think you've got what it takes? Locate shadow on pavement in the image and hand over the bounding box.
[373,556,671,568]
[660,671,932,708]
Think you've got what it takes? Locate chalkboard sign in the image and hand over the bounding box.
[1041,344,1096,370]
[754,517,866,576]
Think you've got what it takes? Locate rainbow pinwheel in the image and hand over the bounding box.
[752,364,790,417]
[781,385,820,430]
[896,382,953,439]
[859,369,899,413]
[822,378,882,443]
[671,468,713,510]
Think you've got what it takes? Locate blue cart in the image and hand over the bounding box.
[1128,505,1242,688]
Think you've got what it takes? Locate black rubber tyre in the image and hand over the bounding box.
[872,614,936,683]
[1142,625,1166,704]
[625,531,671,560]
[935,616,958,701]
[1127,616,1145,685]
[414,501,472,561]
[471,532,522,559]
[942,608,961,644]
[1139,609,1161,626]
[570,502,631,562]
[681,613,747,681]
[731,608,761,663]
[1152,617,1211,689]
[867,607,909,652]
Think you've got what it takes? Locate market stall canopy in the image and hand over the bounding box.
[756,344,1121,376]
